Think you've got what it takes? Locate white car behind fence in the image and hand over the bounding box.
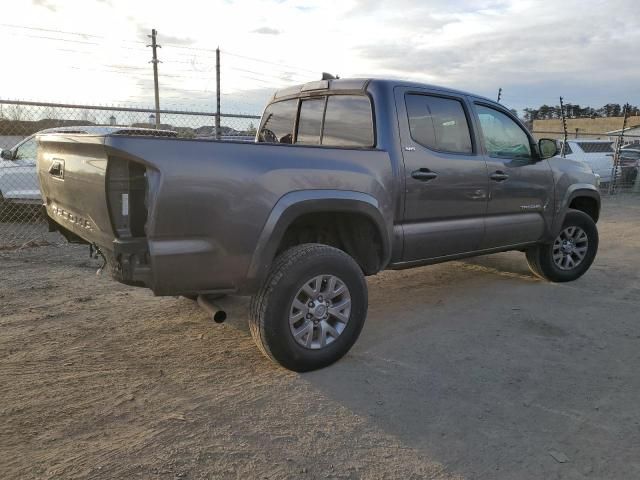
[556,139,618,183]
[0,134,40,205]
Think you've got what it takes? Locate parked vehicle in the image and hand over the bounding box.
[555,139,617,182]
[619,145,640,185]
[0,134,41,206]
[37,78,601,371]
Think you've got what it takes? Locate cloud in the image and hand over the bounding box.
[135,25,194,46]
[9,0,640,115]
[251,27,281,35]
[349,0,640,111]
[32,0,57,12]
[159,33,195,46]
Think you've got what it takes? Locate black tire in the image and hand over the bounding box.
[249,244,368,372]
[526,209,598,282]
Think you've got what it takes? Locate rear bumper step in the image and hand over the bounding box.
[113,238,152,287]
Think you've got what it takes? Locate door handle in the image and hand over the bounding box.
[489,171,509,182]
[411,168,438,181]
[48,159,64,179]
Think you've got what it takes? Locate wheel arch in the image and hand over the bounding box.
[244,190,392,293]
[553,184,601,236]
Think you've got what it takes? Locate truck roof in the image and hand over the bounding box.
[272,77,495,104]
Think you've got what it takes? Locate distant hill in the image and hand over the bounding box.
[0,119,253,138]
[0,118,97,136]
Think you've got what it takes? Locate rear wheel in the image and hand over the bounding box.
[250,244,368,372]
[526,209,598,282]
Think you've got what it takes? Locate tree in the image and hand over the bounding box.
[611,104,622,117]
[523,102,636,119]
[523,108,539,122]
[538,105,552,119]
[7,105,24,121]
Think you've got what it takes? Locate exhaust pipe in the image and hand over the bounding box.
[197,295,227,323]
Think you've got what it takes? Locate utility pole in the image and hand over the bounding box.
[215,47,221,140]
[497,88,502,103]
[559,96,568,158]
[147,28,161,129]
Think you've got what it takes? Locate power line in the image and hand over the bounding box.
[222,50,319,74]
[163,43,319,75]
[164,43,315,72]
[1,24,319,76]
[0,30,145,51]
[0,23,146,44]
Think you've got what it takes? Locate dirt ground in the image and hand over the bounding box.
[1,196,639,480]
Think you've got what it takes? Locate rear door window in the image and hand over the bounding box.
[405,94,472,154]
[296,97,325,145]
[321,95,374,147]
[258,99,297,144]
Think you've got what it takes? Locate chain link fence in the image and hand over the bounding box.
[0,99,260,249]
[2,99,639,250]
[531,130,640,193]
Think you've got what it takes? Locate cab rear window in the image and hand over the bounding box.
[258,94,374,148]
[296,98,325,145]
[258,99,297,144]
[321,96,374,148]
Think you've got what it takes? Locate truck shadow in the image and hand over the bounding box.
[458,251,537,279]
[295,252,634,479]
[194,249,636,478]
[216,252,538,337]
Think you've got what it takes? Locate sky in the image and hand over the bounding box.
[1,0,639,116]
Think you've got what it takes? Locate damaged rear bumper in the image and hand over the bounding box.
[112,238,152,288]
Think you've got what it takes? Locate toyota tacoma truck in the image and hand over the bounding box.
[37,78,601,372]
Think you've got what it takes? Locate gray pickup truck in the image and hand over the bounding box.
[37,78,600,371]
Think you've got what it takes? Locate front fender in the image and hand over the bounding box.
[552,183,600,236]
[243,190,391,293]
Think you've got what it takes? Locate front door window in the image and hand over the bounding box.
[476,105,531,161]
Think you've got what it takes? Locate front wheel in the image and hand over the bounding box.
[526,209,598,282]
[249,244,368,372]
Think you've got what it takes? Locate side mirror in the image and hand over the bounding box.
[0,149,13,160]
[538,138,558,160]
